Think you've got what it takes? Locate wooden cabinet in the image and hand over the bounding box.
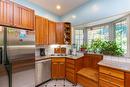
[125,73,130,87]
[0,0,34,30]
[0,0,13,26]
[14,3,34,30]
[56,23,64,44]
[35,15,44,45]
[51,58,65,79]
[99,80,119,87]
[99,66,124,87]
[49,21,56,44]
[83,54,103,69]
[52,62,59,79]
[66,58,83,84]
[35,15,49,45]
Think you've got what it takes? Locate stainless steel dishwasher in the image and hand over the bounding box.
[35,59,51,86]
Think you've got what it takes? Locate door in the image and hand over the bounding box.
[52,62,59,79]
[0,0,13,26]
[42,18,49,45]
[59,62,65,78]
[49,21,56,44]
[35,15,44,45]
[56,23,64,44]
[21,7,34,30]
[0,26,11,87]
[125,73,130,87]
[14,3,34,30]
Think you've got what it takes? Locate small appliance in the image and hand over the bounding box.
[40,48,45,56]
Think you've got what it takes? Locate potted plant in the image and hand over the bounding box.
[100,41,124,56]
[80,43,88,52]
[90,39,103,53]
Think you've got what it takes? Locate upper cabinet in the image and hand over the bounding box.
[0,0,35,30]
[13,3,35,30]
[35,15,49,45]
[56,22,71,45]
[35,15,71,45]
[49,21,56,44]
[35,15,43,45]
[0,0,13,26]
[56,23,64,44]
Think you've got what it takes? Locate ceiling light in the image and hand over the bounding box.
[56,5,61,10]
[92,4,99,12]
[72,15,76,19]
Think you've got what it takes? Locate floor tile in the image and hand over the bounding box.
[39,80,83,87]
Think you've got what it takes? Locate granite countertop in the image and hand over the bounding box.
[35,56,50,61]
[35,54,84,61]
[98,59,130,73]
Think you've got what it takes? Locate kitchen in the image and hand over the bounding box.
[0,0,130,87]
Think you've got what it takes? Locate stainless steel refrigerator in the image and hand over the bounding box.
[0,26,35,87]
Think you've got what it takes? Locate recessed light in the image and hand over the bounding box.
[92,4,99,12]
[56,5,61,10]
[72,15,76,19]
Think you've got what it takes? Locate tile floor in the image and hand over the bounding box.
[39,80,83,87]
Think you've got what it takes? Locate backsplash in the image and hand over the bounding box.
[104,55,130,63]
[35,45,71,57]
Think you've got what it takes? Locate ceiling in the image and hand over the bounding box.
[28,0,89,16]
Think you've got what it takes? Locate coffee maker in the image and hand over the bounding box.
[40,48,46,56]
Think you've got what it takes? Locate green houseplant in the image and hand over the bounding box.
[90,39,103,53]
[100,41,124,56]
[88,39,124,56]
[80,43,88,51]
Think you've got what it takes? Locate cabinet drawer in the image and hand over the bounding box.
[66,68,75,74]
[52,58,65,63]
[66,63,75,69]
[66,59,75,64]
[99,66,124,79]
[66,72,75,83]
[99,73,124,87]
[99,80,119,87]
[77,74,98,87]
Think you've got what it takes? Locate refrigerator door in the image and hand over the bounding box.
[0,27,10,87]
[6,28,35,87]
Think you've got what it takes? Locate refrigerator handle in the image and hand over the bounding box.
[3,27,10,64]
[0,47,2,64]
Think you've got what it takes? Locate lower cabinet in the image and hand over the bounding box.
[51,58,65,79]
[99,66,124,87]
[99,80,119,87]
[125,72,130,87]
[66,58,83,84]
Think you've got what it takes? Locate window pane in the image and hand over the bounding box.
[74,29,84,50]
[87,25,109,46]
[115,19,128,54]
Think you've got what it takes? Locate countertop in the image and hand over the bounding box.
[98,59,130,73]
[35,54,84,61]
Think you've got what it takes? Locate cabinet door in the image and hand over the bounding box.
[99,80,119,87]
[59,63,65,78]
[14,3,34,30]
[49,21,56,44]
[42,18,49,45]
[56,23,64,44]
[35,15,44,45]
[125,73,130,87]
[21,7,31,29]
[0,0,13,26]
[52,62,59,79]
